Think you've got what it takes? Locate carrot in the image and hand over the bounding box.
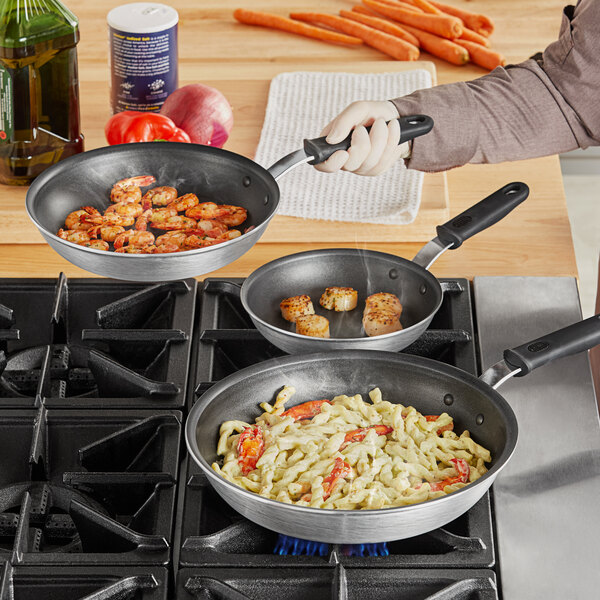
[429,1,494,37]
[397,23,470,65]
[342,8,420,48]
[363,0,463,40]
[353,4,469,65]
[289,13,420,60]
[453,39,505,70]
[459,27,491,48]
[232,9,363,46]
[390,0,424,12]
[403,0,442,14]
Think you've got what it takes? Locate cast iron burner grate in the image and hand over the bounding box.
[0,563,169,599]
[177,462,494,569]
[176,566,499,599]
[0,274,196,408]
[0,407,181,566]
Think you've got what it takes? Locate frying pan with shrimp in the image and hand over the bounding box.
[25,116,433,281]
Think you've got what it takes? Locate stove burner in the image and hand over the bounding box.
[0,482,107,554]
[1,345,95,398]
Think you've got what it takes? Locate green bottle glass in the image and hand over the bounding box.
[0,0,83,186]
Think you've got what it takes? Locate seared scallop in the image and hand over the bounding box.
[364,293,402,318]
[319,287,358,312]
[362,310,402,337]
[280,295,315,323]
[296,314,330,338]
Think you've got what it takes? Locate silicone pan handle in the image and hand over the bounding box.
[303,115,434,165]
[503,314,600,376]
[436,182,529,249]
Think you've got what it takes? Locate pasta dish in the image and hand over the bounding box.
[212,386,491,510]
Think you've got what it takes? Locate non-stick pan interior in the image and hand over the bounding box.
[242,249,443,338]
[191,352,517,477]
[26,142,279,236]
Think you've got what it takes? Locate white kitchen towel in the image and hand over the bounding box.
[254,70,432,224]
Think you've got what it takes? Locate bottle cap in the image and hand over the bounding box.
[107,3,179,34]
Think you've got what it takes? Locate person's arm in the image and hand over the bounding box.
[394,0,600,171]
[318,0,600,174]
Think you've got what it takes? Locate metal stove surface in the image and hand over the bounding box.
[474,276,600,600]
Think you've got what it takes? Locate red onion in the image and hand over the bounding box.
[160,83,233,147]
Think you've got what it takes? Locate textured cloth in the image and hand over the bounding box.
[390,0,600,172]
[254,70,432,224]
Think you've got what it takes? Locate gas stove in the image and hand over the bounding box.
[0,274,598,599]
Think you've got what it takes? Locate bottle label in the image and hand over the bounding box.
[0,67,13,143]
[109,24,178,114]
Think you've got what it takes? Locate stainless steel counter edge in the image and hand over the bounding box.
[474,276,600,599]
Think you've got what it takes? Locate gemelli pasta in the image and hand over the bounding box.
[212,386,492,510]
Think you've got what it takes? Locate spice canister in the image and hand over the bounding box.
[107,3,178,113]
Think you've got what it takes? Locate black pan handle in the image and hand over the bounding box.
[304,115,434,165]
[504,314,600,376]
[436,182,529,249]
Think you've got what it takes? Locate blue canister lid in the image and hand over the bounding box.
[107,3,179,34]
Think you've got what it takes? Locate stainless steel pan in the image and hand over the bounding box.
[185,315,600,544]
[234,182,529,353]
[25,116,433,281]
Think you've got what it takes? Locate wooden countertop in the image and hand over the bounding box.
[0,0,577,281]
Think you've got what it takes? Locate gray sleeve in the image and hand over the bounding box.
[390,0,600,172]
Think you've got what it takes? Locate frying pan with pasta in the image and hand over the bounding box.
[185,315,600,543]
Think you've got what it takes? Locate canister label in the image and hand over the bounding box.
[0,67,13,143]
[109,24,177,113]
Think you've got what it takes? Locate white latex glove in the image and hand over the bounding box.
[314,100,410,176]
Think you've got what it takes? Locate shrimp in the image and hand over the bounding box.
[155,231,189,248]
[135,206,178,231]
[322,458,353,500]
[80,240,110,251]
[168,193,199,212]
[88,224,126,243]
[237,426,265,475]
[110,175,156,204]
[105,202,144,219]
[150,214,197,231]
[281,399,331,421]
[113,230,155,250]
[340,425,393,450]
[65,206,103,230]
[141,186,178,209]
[280,295,315,323]
[429,458,470,492]
[195,219,229,238]
[182,229,241,250]
[101,212,135,228]
[185,202,247,227]
[57,229,91,244]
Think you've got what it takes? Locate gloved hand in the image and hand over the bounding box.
[314,100,410,176]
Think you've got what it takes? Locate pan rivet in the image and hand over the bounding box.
[420,284,427,295]
[389,269,398,279]
[476,414,484,425]
[443,394,454,405]
[263,195,269,205]
[243,176,251,187]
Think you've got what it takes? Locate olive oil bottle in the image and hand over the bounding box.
[0,0,83,185]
